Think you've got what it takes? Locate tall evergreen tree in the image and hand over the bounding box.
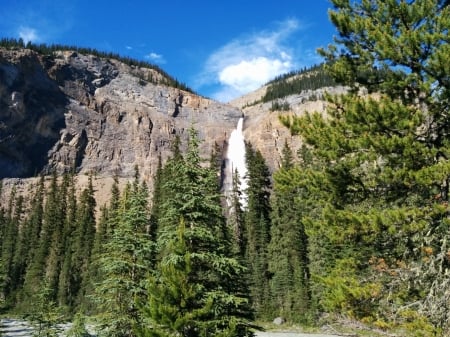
[149,156,163,244]
[23,173,60,299]
[94,176,153,337]
[268,141,311,323]
[28,281,63,337]
[243,143,271,318]
[282,0,450,334]
[227,169,246,257]
[16,177,45,310]
[46,173,70,302]
[139,128,255,337]
[72,175,96,309]
[57,173,78,310]
[1,188,22,302]
[0,256,6,310]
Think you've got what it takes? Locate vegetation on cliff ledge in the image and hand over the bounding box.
[0,37,194,94]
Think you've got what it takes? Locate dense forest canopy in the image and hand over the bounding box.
[1,1,450,337]
[262,64,337,103]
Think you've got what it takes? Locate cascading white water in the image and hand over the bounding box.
[225,116,248,206]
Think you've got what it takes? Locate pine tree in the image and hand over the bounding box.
[149,156,163,245]
[0,256,6,310]
[243,143,271,318]
[66,312,90,337]
[46,173,70,302]
[268,141,311,323]
[1,187,22,303]
[282,0,450,334]
[8,194,24,293]
[72,175,96,310]
[57,173,78,310]
[28,281,63,337]
[23,173,60,299]
[227,169,246,257]
[139,127,255,337]
[15,177,45,310]
[94,176,153,337]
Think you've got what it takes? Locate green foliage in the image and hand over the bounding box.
[72,176,96,310]
[243,144,272,319]
[57,173,78,311]
[28,282,63,337]
[66,312,90,337]
[94,177,152,337]
[0,187,21,303]
[227,169,246,257]
[261,64,336,103]
[0,257,6,310]
[268,142,312,323]
[139,128,255,337]
[269,101,290,112]
[281,0,450,334]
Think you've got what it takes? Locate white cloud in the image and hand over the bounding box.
[18,27,39,44]
[199,18,303,101]
[145,52,166,64]
[219,56,292,93]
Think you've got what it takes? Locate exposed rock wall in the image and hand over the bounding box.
[0,46,346,209]
[233,86,347,171]
[0,48,242,183]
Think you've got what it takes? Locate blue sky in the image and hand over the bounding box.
[1,0,336,102]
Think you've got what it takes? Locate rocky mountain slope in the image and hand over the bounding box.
[230,83,346,170]
[0,47,243,181]
[0,46,342,204]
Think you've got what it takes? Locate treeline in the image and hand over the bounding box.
[0,130,315,336]
[0,37,193,93]
[261,64,336,103]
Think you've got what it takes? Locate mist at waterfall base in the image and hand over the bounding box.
[224,117,248,207]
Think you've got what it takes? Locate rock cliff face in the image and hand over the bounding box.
[0,48,242,183]
[230,85,347,171]
[0,46,345,207]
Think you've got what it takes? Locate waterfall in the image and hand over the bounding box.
[224,116,248,206]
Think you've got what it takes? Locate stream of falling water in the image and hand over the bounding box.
[225,116,248,206]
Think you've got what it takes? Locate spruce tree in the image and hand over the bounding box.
[0,256,6,310]
[46,173,70,302]
[94,176,153,337]
[139,128,255,337]
[149,156,163,245]
[268,141,311,323]
[23,173,60,300]
[66,312,90,337]
[243,143,271,318]
[68,174,96,310]
[57,173,78,310]
[1,187,22,303]
[28,281,63,337]
[16,177,45,310]
[227,169,246,257]
[282,0,450,334]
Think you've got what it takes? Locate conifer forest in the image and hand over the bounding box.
[1,1,450,336]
